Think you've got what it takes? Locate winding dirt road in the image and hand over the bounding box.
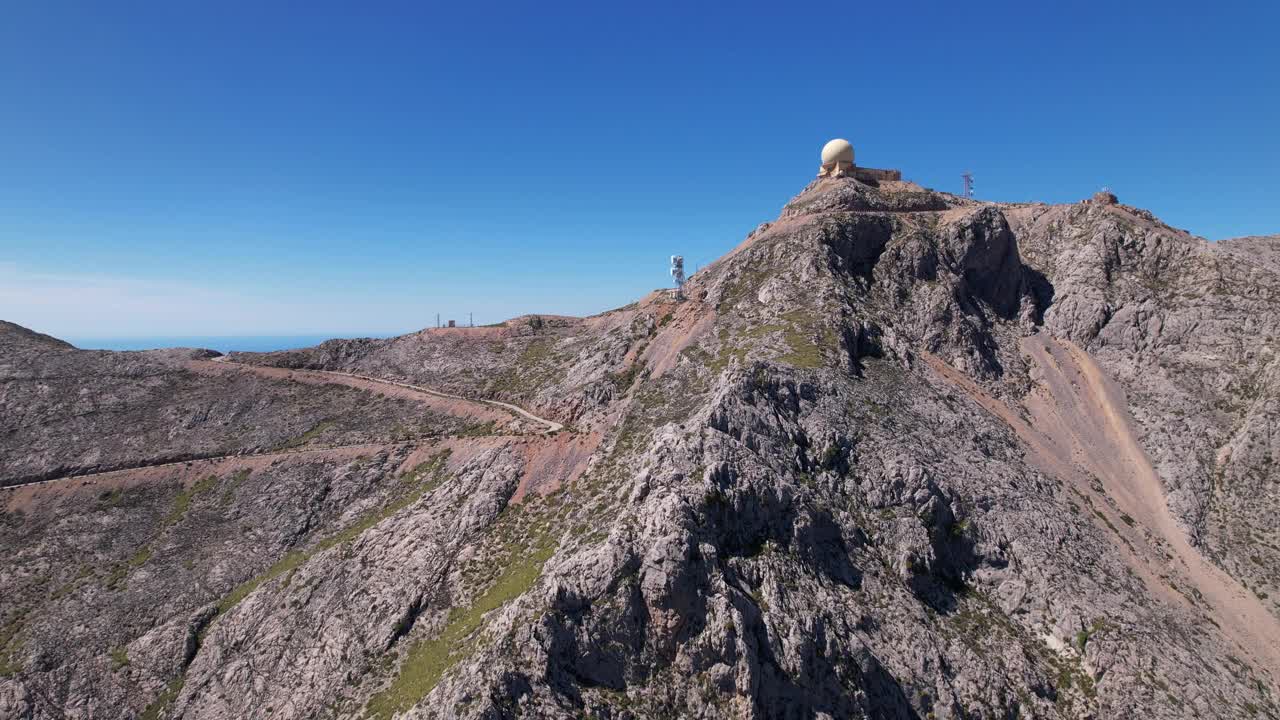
[2,442,402,507]
[1,360,564,495]
[326,369,565,433]
[188,360,564,433]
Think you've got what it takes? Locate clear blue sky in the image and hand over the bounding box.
[2,1,1277,339]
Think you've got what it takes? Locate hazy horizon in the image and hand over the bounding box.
[64,333,393,353]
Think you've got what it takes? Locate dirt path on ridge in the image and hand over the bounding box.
[187,360,564,432]
[3,361,566,496]
[3,441,405,511]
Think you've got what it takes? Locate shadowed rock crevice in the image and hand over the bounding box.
[820,213,896,287]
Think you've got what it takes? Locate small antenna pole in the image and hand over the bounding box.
[436,313,440,328]
[469,312,473,328]
[961,171,975,199]
[669,255,686,301]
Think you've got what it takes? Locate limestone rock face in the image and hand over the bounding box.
[2,180,1279,719]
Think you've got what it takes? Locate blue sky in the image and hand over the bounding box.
[2,1,1277,339]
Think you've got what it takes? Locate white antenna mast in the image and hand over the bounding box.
[669,255,685,301]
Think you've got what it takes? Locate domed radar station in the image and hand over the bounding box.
[817,138,902,183]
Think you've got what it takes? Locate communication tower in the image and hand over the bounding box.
[962,172,975,199]
[670,255,685,301]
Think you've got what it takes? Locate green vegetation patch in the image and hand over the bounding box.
[456,420,496,438]
[606,362,645,393]
[110,645,130,669]
[164,474,219,527]
[104,564,128,591]
[688,311,836,374]
[519,337,553,366]
[50,566,93,601]
[127,547,153,568]
[220,469,251,506]
[1054,657,1098,703]
[683,325,767,376]
[140,676,185,720]
[0,610,28,677]
[683,343,745,376]
[777,310,836,369]
[216,549,308,615]
[363,538,556,719]
[1075,618,1109,651]
[780,327,827,368]
[277,419,337,450]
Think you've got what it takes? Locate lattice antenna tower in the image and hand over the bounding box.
[669,255,686,301]
[962,172,975,199]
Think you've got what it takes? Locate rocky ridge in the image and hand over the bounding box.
[1,176,1278,719]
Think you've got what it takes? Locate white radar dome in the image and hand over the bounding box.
[821,138,855,166]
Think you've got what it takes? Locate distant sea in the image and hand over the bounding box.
[65,334,393,353]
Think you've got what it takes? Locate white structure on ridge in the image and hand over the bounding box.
[818,138,855,178]
[670,255,685,300]
[817,138,903,182]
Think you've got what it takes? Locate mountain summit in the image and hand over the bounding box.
[2,175,1279,719]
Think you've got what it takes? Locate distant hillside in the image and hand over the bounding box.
[0,319,74,353]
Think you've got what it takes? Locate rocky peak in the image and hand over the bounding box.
[781,175,962,217]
